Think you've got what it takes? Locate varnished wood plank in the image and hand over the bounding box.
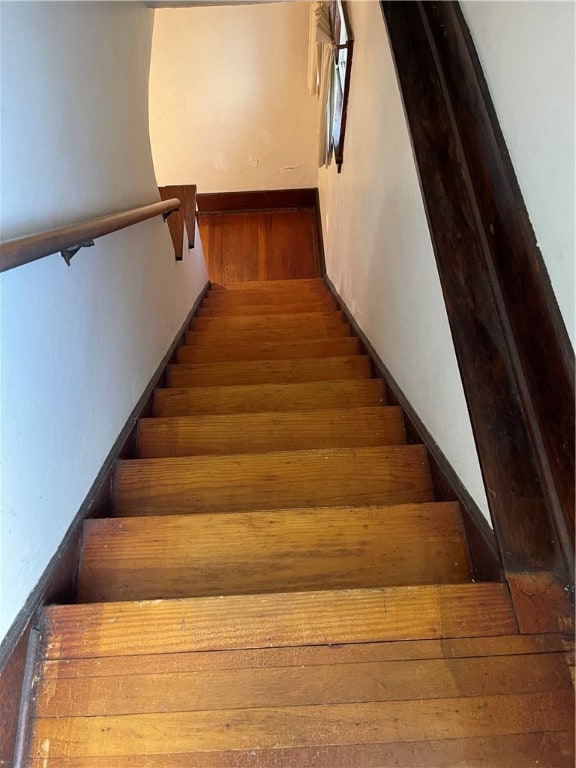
[153,379,386,417]
[43,584,517,659]
[201,288,333,305]
[185,324,351,345]
[39,634,574,681]
[37,636,574,690]
[190,310,347,333]
[197,300,336,317]
[77,502,468,601]
[210,278,325,292]
[112,445,434,516]
[507,572,575,634]
[266,208,320,280]
[36,653,571,718]
[198,210,320,282]
[166,356,373,387]
[205,287,329,306]
[176,337,361,364]
[199,211,260,282]
[136,406,405,458]
[30,691,572,757]
[27,731,576,767]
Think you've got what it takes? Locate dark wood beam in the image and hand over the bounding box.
[380,1,574,599]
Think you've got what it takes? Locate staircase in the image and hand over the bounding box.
[28,279,574,765]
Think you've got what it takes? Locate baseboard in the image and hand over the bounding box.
[0,281,209,767]
[196,188,317,214]
[324,276,503,584]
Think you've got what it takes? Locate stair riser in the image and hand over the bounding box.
[210,278,326,292]
[190,311,346,333]
[152,380,387,417]
[176,338,361,364]
[184,325,351,345]
[78,503,470,602]
[43,584,518,659]
[136,407,405,458]
[205,290,331,306]
[197,302,337,317]
[167,356,373,387]
[113,446,434,517]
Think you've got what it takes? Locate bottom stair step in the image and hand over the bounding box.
[43,584,517,659]
[78,502,471,602]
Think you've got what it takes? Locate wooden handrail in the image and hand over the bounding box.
[0,198,181,274]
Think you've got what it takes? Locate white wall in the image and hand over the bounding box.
[461,0,575,347]
[318,1,491,522]
[0,2,207,643]
[149,2,319,191]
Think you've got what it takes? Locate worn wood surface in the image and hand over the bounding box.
[205,284,327,304]
[44,584,517,659]
[113,445,434,516]
[197,300,337,317]
[185,324,351,344]
[167,356,373,387]
[37,652,570,718]
[31,690,573,758]
[38,634,574,679]
[190,310,346,334]
[22,224,575,765]
[26,731,576,767]
[177,337,360,363]
[205,290,334,314]
[210,277,325,291]
[153,379,386,417]
[78,502,469,601]
[136,406,405,457]
[507,572,574,634]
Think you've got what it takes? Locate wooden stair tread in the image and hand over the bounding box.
[26,731,576,767]
[176,336,361,363]
[197,300,336,317]
[210,278,326,291]
[36,651,571,718]
[185,324,351,344]
[113,445,434,516]
[191,310,347,332]
[153,379,386,417]
[78,502,470,601]
[38,633,574,679]
[136,406,405,457]
[203,289,331,306]
[43,584,517,660]
[32,632,574,764]
[167,355,373,387]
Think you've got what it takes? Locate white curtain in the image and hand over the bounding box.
[308,2,335,168]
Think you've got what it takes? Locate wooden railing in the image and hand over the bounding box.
[0,198,180,273]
